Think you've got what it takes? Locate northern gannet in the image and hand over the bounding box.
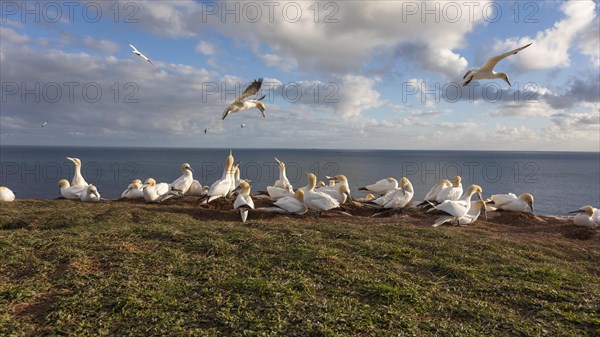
[128,43,154,65]
[417,179,451,207]
[121,179,144,199]
[66,157,88,187]
[187,180,208,196]
[58,179,87,200]
[142,178,170,203]
[233,181,254,223]
[303,173,340,212]
[273,157,291,189]
[81,185,101,202]
[0,186,16,202]
[432,200,487,227]
[428,185,484,225]
[462,42,532,86]
[319,175,352,203]
[358,177,398,195]
[220,78,266,122]
[261,189,308,215]
[569,205,600,229]
[435,176,462,204]
[205,150,235,203]
[170,163,194,195]
[488,193,534,213]
[370,177,414,210]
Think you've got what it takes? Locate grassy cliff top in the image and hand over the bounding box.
[1,198,599,336]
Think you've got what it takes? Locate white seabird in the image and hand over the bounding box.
[303,173,340,212]
[428,184,484,225]
[569,205,600,229]
[0,186,16,202]
[260,189,308,215]
[128,43,154,65]
[66,157,88,187]
[121,179,144,199]
[58,179,87,200]
[187,180,208,196]
[488,193,534,213]
[233,181,254,223]
[205,150,235,203]
[81,185,101,202]
[462,42,532,86]
[41,121,48,127]
[358,177,398,195]
[418,179,451,207]
[170,163,194,195]
[142,178,170,203]
[319,175,352,204]
[370,177,414,213]
[433,200,488,227]
[220,78,266,122]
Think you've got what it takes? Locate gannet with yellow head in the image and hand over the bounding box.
[142,178,171,203]
[488,192,534,213]
[121,179,144,199]
[233,181,254,223]
[569,205,599,228]
[429,184,484,225]
[66,157,88,187]
[58,179,87,200]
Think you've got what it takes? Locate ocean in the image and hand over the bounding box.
[1,146,598,216]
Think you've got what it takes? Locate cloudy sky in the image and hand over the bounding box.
[1,0,598,150]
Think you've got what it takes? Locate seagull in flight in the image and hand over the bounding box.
[128,42,154,65]
[241,123,246,128]
[41,121,48,127]
[220,78,266,123]
[462,42,532,86]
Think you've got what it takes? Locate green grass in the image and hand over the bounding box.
[1,200,599,336]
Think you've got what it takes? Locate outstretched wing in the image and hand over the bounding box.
[128,44,139,53]
[480,43,532,72]
[236,78,263,102]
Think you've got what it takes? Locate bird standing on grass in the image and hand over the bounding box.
[234,181,254,223]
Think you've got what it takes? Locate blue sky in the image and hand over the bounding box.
[1,0,598,150]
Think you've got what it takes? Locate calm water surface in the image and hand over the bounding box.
[1,146,598,216]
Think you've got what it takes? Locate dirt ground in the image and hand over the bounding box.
[103,195,599,248]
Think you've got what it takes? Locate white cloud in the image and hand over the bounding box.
[333,75,384,119]
[492,0,597,72]
[82,36,120,54]
[0,26,29,44]
[578,19,600,67]
[195,41,215,56]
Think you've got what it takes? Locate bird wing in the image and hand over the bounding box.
[424,181,444,201]
[171,175,192,193]
[479,43,532,72]
[156,183,170,196]
[490,193,517,207]
[435,200,469,217]
[208,178,231,197]
[236,78,263,102]
[128,44,138,52]
[463,69,474,80]
[234,194,254,209]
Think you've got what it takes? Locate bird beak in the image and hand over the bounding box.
[529,202,534,214]
[274,157,281,165]
[93,191,100,198]
[66,157,75,162]
[345,192,353,202]
[483,209,488,221]
[568,210,583,214]
[505,78,511,86]
[477,192,483,201]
